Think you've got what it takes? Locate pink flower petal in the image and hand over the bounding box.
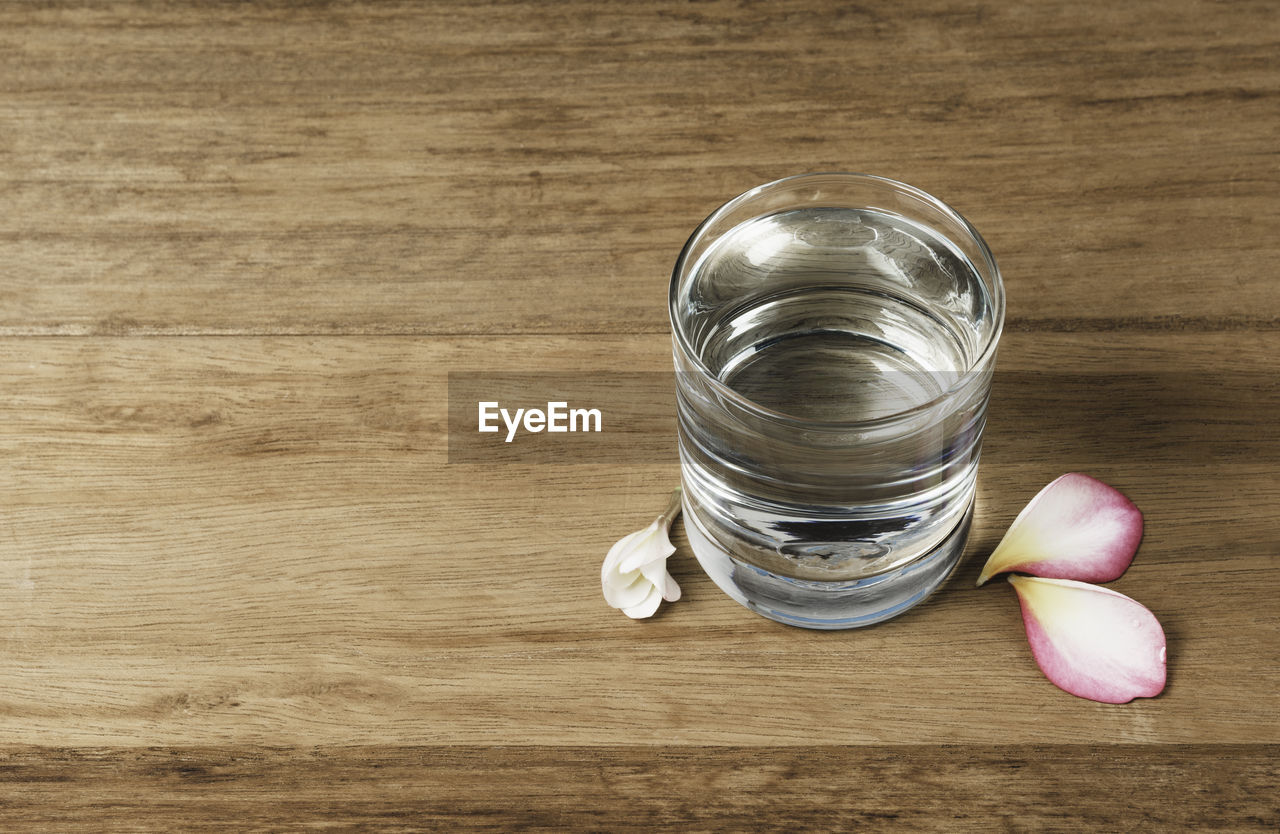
[1010,575,1166,704]
[976,473,1143,586]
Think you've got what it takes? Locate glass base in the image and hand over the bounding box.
[682,495,972,630]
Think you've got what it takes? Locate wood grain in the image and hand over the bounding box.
[0,333,1275,749]
[1,0,1277,335]
[1,0,1277,828]
[1,746,1276,832]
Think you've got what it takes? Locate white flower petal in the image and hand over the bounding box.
[639,559,681,602]
[601,488,684,619]
[621,584,663,619]
[618,522,675,574]
[603,569,653,610]
[660,570,681,603]
[603,529,646,574]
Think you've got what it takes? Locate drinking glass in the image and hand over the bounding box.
[670,173,1004,628]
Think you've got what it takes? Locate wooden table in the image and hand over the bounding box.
[2,1,1276,829]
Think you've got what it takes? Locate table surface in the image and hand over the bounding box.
[2,1,1277,830]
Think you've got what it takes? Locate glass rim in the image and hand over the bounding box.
[668,171,1006,429]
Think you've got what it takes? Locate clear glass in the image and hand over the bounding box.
[670,173,1004,628]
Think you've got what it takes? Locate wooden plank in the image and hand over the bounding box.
[0,745,1275,832]
[4,1,1275,827]
[1,0,1277,334]
[0,333,1274,746]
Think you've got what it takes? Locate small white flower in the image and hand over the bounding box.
[602,488,683,619]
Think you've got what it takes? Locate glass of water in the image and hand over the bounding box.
[670,173,1004,628]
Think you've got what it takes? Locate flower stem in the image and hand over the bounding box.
[660,486,683,526]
